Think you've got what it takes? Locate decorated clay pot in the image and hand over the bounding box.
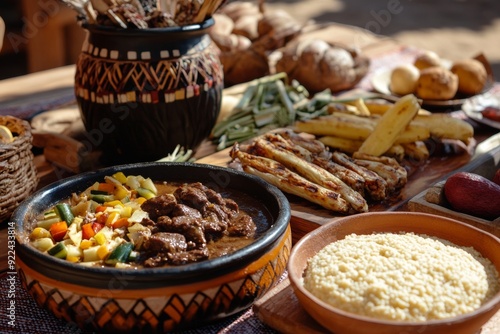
[75,19,223,163]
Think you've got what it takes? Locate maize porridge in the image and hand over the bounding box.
[303,232,500,321]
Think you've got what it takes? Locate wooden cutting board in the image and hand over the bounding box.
[197,139,476,242]
[253,277,500,333]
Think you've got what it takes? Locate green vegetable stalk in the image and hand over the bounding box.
[212,73,321,151]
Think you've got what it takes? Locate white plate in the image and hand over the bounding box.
[462,92,500,130]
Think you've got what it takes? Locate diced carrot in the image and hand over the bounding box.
[82,223,95,240]
[49,221,68,242]
[98,182,115,194]
[95,205,107,213]
[112,217,129,229]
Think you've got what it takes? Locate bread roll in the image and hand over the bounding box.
[416,67,458,100]
[389,64,420,95]
[451,59,487,95]
[414,51,441,70]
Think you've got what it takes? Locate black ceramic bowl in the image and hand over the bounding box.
[13,162,291,333]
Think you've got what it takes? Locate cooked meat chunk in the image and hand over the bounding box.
[171,203,203,219]
[141,194,177,220]
[168,248,209,265]
[227,214,256,237]
[140,217,156,226]
[202,219,225,241]
[160,215,207,247]
[143,255,164,268]
[223,198,239,212]
[143,232,187,253]
[136,182,258,267]
[174,184,210,211]
[204,204,231,225]
[199,185,225,205]
[155,215,172,232]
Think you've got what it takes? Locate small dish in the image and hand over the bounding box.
[288,212,500,334]
[408,139,500,236]
[462,91,500,130]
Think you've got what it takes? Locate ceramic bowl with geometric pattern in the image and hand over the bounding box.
[13,162,291,333]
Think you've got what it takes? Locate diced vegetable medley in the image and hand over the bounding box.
[30,172,158,268]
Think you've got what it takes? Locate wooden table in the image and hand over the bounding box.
[1,23,499,333]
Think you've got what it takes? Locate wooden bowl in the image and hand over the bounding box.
[288,212,500,334]
[13,162,291,333]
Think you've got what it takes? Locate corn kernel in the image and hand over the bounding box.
[66,256,80,263]
[113,172,128,184]
[120,206,133,218]
[94,231,107,245]
[106,211,119,226]
[97,245,109,260]
[30,227,51,239]
[114,185,130,200]
[135,197,147,205]
[80,239,93,250]
[104,200,124,207]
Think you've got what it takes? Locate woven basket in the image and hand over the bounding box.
[0,116,38,222]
